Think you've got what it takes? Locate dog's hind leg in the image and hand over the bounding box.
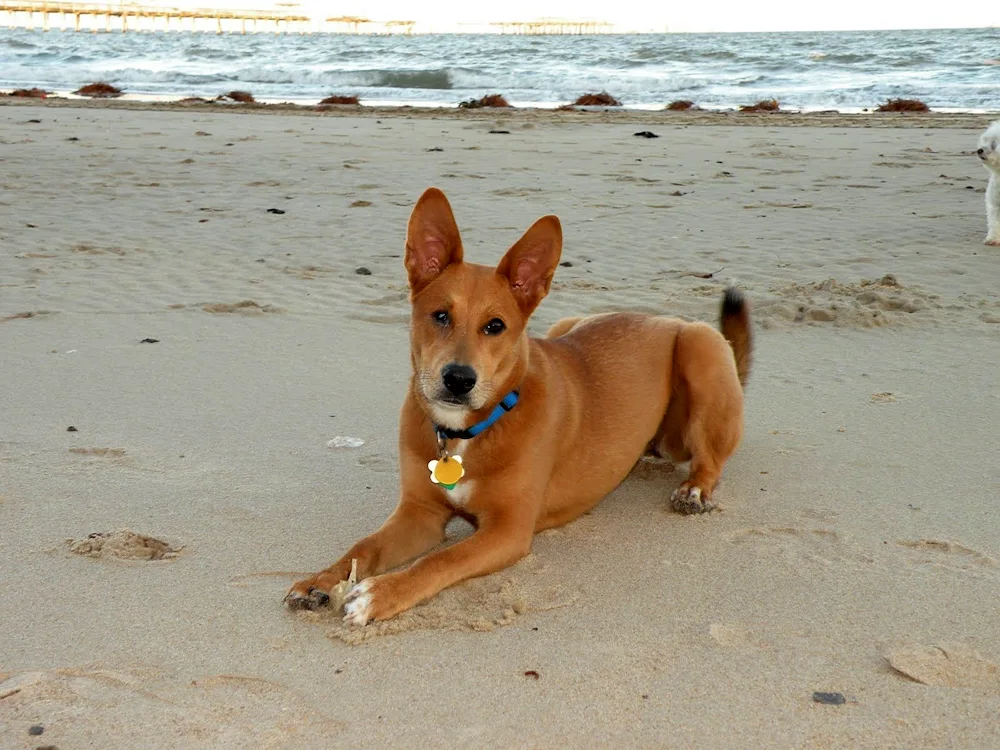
[660,322,745,514]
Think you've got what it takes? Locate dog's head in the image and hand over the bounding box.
[977,121,1000,171]
[403,188,562,429]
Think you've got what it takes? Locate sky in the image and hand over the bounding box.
[125,0,996,32]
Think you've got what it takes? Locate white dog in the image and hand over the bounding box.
[977,120,1000,246]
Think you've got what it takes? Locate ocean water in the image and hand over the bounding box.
[0,27,997,111]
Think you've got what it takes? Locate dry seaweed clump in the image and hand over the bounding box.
[666,99,695,111]
[877,98,930,112]
[217,90,255,103]
[319,94,360,105]
[458,94,512,108]
[574,91,622,106]
[5,88,49,98]
[74,82,123,98]
[740,98,780,112]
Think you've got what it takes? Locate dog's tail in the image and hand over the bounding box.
[719,287,753,388]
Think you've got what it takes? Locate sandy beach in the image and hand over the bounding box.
[1,100,998,748]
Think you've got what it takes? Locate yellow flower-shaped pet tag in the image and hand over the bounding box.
[428,455,464,490]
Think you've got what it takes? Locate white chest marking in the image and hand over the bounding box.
[444,480,475,506]
[428,403,471,431]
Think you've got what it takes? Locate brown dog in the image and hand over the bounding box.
[285,187,752,624]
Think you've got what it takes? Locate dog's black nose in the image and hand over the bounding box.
[442,364,477,396]
[978,148,986,156]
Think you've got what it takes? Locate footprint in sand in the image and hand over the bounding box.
[357,454,397,473]
[895,539,997,576]
[201,300,284,314]
[611,176,661,185]
[67,530,183,561]
[801,507,840,523]
[0,668,342,743]
[346,312,410,325]
[728,527,870,567]
[360,292,408,309]
[283,265,334,281]
[491,187,545,196]
[708,623,767,649]
[757,275,938,329]
[71,243,127,256]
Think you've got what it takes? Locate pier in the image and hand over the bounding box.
[0,1,310,33]
[489,18,613,35]
[323,15,416,35]
[0,2,613,34]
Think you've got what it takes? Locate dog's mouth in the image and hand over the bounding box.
[417,371,490,415]
[422,382,474,409]
[430,388,493,415]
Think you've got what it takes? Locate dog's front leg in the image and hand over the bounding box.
[284,494,452,610]
[986,175,1000,246]
[343,506,535,625]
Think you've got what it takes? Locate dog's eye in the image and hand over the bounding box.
[483,318,506,336]
[432,310,450,326]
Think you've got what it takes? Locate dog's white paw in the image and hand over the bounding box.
[985,237,1000,247]
[671,485,718,515]
[343,579,374,626]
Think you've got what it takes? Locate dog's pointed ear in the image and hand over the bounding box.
[404,188,464,295]
[496,215,563,315]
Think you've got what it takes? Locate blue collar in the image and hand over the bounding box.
[436,390,519,441]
